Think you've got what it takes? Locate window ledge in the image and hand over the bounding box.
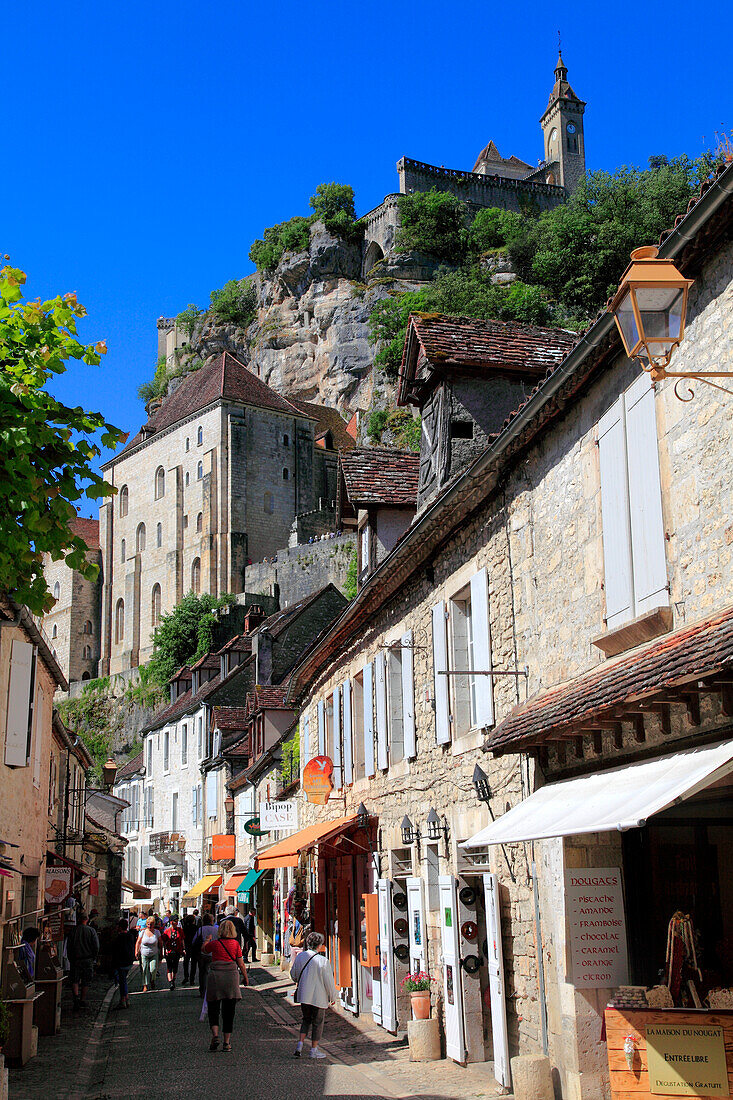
[451,728,485,756]
[593,605,673,658]
[388,759,410,780]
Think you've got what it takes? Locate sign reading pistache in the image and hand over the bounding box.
[564,867,629,988]
[646,1024,729,1096]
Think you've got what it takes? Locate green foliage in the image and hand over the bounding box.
[396,189,468,262]
[368,290,432,377]
[147,592,235,685]
[58,678,116,782]
[249,216,312,272]
[280,727,300,787]
[366,406,421,451]
[0,266,125,615]
[209,278,257,326]
[468,207,524,254]
[176,303,204,341]
[344,547,358,600]
[309,183,364,243]
[137,355,169,403]
[367,407,389,443]
[124,662,165,710]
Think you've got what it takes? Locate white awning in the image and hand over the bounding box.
[462,739,733,847]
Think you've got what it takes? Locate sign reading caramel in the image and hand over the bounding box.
[646,1024,729,1095]
[303,755,334,805]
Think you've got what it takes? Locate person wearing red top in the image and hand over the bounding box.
[201,919,249,1052]
[162,915,185,991]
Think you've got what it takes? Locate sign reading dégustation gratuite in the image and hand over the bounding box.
[646,1024,729,1096]
[564,867,629,987]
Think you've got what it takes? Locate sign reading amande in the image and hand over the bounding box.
[260,800,298,831]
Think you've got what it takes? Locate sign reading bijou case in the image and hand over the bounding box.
[564,867,629,987]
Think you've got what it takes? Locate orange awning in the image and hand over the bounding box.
[224,872,248,894]
[254,815,357,870]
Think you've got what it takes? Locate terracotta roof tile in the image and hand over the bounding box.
[116,751,144,780]
[190,653,221,673]
[489,606,733,754]
[288,400,356,452]
[246,687,290,716]
[340,448,420,506]
[212,707,249,732]
[215,634,253,655]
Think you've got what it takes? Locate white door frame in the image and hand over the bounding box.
[377,878,397,1032]
[483,872,511,1088]
[439,874,466,1063]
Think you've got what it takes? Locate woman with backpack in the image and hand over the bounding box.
[290,932,336,1060]
[201,918,249,1052]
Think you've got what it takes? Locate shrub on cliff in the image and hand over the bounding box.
[396,189,468,263]
[309,183,365,243]
[147,591,236,685]
[249,216,312,271]
[209,278,257,326]
[468,207,524,255]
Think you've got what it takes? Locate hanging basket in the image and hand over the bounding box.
[410,990,431,1020]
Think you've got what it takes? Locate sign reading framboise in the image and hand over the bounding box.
[564,867,629,987]
[303,756,334,805]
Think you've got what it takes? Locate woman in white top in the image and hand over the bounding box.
[290,932,337,1059]
[135,916,162,992]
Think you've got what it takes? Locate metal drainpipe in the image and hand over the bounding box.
[531,849,549,1056]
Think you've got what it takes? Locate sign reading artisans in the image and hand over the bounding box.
[646,1024,728,1096]
[564,867,629,987]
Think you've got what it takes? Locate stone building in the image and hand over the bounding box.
[98,350,350,676]
[40,517,102,687]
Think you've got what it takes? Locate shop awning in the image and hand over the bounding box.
[237,869,265,897]
[121,879,152,899]
[223,871,249,894]
[255,815,357,870]
[181,873,222,903]
[462,739,733,847]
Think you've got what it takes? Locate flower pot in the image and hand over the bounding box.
[410,991,431,1020]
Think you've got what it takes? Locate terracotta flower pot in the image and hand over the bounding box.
[410,990,431,1020]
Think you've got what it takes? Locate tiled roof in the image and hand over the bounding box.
[488,606,733,755]
[116,751,144,780]
[171,665,192,680]
[190,653,220,673]
[212,707,249,732]
[288,400,356,452]
[246,687,291,716]
[224,737,251,758]
[112,353,306,461]
[340,448,420,506]
[472,141,533,173]
[69,517,100,550]
[216,634,252,655]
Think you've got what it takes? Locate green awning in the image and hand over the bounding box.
[237,869,265,898]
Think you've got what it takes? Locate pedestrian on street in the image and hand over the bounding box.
[182,911,199,984]
[225,905,247,947]
[162,915,185,990]
[291,932,336,1060]
[18,927,39,981]
[201,918,249,1052]
[88,908,100,932]
[111,916,136,1009]
[193,913,218,997]
[243,906,258,963]
[135,916,162,992]
[68,912,100,1011]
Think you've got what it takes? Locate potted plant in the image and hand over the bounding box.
[401,971,433,1020]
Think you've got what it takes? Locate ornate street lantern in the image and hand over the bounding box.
[401,815,416,846]
[426,807,443,842]
[224,795,235,815]
[102,758,117,790]
[472,764,492,804]
[356,803,370,830]
[610,247,693,380]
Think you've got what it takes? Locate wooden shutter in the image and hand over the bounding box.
[5,639,34,767]
[317,700,325,756]
[432,602,451,744]
[598,397,634,630]
[32,685,47,787]
[470,568,494,727]
[342,680,353,785]
[624,374,669,614]
[332,687,342,790]
[363,663,375,778]
[401,631,416,759]
[375,651,388,770]
[206,771,217,817]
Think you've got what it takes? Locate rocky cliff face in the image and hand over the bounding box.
[184,221,436,419]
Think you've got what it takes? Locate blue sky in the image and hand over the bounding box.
[6,1,732,516]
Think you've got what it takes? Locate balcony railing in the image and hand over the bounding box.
[149,832,185,854]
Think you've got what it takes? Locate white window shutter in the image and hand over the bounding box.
[401,631,416,759]
[470,568,494,727]
[317,700,325,756]
[363,663,375,778]
[624,375,669,614]
[598,398,634,630]
[32,685,47,787]
[206,771,217,818]
[375,651,388,770]
[432,602,451,744]
[332,687,342,790]
[342,680,353,784]
[5,639,34,766]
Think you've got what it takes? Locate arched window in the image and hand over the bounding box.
[264,492,273,515]
[115,599,125,644]
[197,461,203,481]
[81,671,91,681]
[53,582,60,601]
[151,584,162,627]
[119,485,129,517]
[82,645,92,659]
[197,426,203,446]
[191,558,201,594]
[136,523,146,552]
[156,522,162,547]
[83,620,92,635]
[282,468,289,481]
[282,434,289,447]
[185,472,190,487]
[196,512,203,533]
[185,437,190,451]
[121,539,126,562]
[155,466,165,499]
[52,624,58,639]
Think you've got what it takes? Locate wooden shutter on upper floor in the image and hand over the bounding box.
[624,374,669,615]
[342,679,353,785]
[470,568,494,728]
[5,639,35,767]
[598,397,634,630]
[401,630,416,759]
[375,651,388,770]
[432,602,451,744]
[332,686,342,790]
[363,663,375,778]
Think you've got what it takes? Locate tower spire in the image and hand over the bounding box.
[555,34,568,83]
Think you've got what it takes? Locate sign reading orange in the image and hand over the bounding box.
[303,756,334,805]
[212,834,236,860]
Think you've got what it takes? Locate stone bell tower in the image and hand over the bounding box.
[540,51,586,194]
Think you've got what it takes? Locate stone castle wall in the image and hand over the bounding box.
[242,534,355,608]
[397,157,566,213]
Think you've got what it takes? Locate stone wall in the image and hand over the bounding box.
[397,157,565,214]
[41,549,101,686]
[242,535,355,608]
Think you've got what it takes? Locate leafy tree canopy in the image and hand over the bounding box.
[396,189,467,263]
[0,266,124,614]
[209,278,257,326]
[250,183,363,271]
[147,592,235,685]
[249,216,312,272]
[176,303,204,341]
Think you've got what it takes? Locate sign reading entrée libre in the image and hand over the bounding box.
[646,1024,729,1096]
[564,867,629,987]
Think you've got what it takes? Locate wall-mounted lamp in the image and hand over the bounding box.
[426,807,449,844]
[472,764,492,805]
[356,803,370,830]
[224,795,235,816]
[401,815,416,846]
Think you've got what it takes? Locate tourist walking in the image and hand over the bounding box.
[201,918,249,1052]
[182,910,199,984]
[162,914,185,990]
[135,915,161,992]
[68,912,100,1011]
[225,905,247,946]
[193,912,218,997]
[243,906,258,962]
[111,916,136,1009]
[291,932,336,1060]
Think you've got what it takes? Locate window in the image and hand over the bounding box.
[51,624,57,639]
[451,420,474,439]
[151,584,161,627]
[82,645,92,659]
[192,784,200,827]
[136,523,146,552]
[432,568,493,744]
[360,525,370,575]
[197,461,203,481]
[156,522,162,547]
[183,514,188,529]
[181,724,188,766]
[425,843,440,911]
[81,671,90,681]
[263,492,273,515]
[196,512,202,533]
[83,620,92,635]
[171,792,179,833]
[115,599,125,644]
[376,633,416,767]
[198,717,203,759]
[206,771,217,818]
[120,539,126,562]
[4,639,36,767]
[387,646,404,764]
[197,426,203,446]
[185,472,190,487]
[147,738,153,776]
[191,558,201,593]
[163,731,170,772]
[53,582,60,601]
[119,485,129,517]
[283,433,289,446]
[185,437,190,452]
[598,375,668,632]
[282,468,289,481]
[155,466,165,499]
[353,673,365,780]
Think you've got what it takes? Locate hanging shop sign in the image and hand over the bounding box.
[169,874,182,888]
[44,866,71,905]
[212,834,236,860]
[260,800,298,831]
[303,756,334,805]
[646,1023,728,1096]
[565,867,629,988]
[243,817,269,838]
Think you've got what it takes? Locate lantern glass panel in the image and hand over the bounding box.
[635,286,684,354]
[615,288,640,355]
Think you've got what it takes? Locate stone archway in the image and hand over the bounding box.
[363,239,385,277]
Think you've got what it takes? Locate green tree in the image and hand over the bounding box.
[344,547,358,600]
[209,278,257,326]
[309,183,357,223]
[467,207,524,255]
[396,189,468,262]
[0,266,124,615]
[249,216,312,271]
[176,303,204,340]
[368,290,431,377]
[147,592,235,684]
